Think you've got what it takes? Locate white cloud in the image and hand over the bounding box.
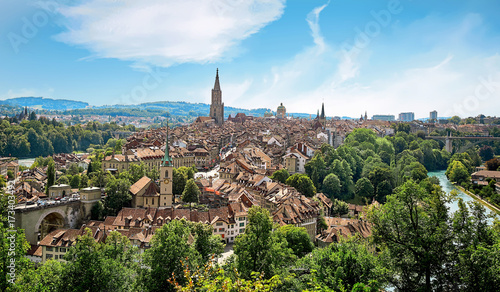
[55,0,285,67]
[306,1,329,52]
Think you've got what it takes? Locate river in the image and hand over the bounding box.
[18,158,35,168]
[428,170,495,222]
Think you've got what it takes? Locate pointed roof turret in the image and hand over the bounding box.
[213,68,221,91]
[161,123,173,167]
[320,102,325,119]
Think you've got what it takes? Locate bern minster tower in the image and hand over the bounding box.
[210,68,224,126]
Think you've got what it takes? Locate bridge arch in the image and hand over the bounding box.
[35,209,66,242]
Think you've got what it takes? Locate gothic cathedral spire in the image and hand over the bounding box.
[210,68,224,126]
[214,68,221,91]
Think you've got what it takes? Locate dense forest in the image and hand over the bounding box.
[0,114,135,158]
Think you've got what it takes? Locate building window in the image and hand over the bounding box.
[55,255,59,260]
[213,229,217,233]
[46,254,53,259]
[152,198,154,205]
[219,228,224,232]
[60,248,66,253]
[239,228,245,233]
[46,247,53,252]
[239,222,244,227]
[216,222,223,226]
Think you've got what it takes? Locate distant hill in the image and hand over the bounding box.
[62,100,272,118]
[1,96,315,118]
[0,97,89,110]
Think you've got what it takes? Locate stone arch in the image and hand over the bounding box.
[35,209,66,242]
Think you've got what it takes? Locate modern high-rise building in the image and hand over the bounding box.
[209,69,224,126]
[372,115,395,121]
[430,110,438,121]
[398,112,415,122]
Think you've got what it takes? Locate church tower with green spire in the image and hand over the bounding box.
[160,124,173,207]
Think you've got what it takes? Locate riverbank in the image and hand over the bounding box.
[455,185,500,215]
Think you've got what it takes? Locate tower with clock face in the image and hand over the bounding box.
[160,125,174,207]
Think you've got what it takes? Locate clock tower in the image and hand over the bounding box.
[160,125,173,207]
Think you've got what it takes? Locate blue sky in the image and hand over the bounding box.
[1,0,500,118]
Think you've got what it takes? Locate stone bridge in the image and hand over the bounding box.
[425,135,500,153]
[14,200,94,245]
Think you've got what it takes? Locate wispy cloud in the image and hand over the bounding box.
[55,0,286,67]
[306,1,329,52]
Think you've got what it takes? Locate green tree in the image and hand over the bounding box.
[46,159,55,195]
[146,166,160,181]
[479,145,494,161]
[129,162,147,182]
[0,194,31,291]
[91,200,104,220]
[70,174,81,188]
[331,198,349,217]
[104,178,131,216]
[181,178,200,204]
[80,174,89,189]
[355,177,374,200]
[345,128,377,146]
[140,219,200,292]
[447,160,470,184]
[305,153,327,190]
[393,136,408,154]
[56,175,69,185]
[322,173,341,199]
[367,180,453,291]
[13,260,64,292]
[297,236,381,291]
[277,225,313,257]
[173,168,187,195]
[67,163,80,176]
[285,174,317,197]
[368,166,393,202]
[449,115,461,124]
[409,161,428,182]
[171,261,284,292]
[270,169,290,184]
[234,206,295,279]
[189,222,225,263]
[61,229,138,292]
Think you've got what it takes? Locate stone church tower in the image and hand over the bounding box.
[210,68,224,126]
[159,125,173,207]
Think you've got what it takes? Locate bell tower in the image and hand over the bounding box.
[209,68,224,126]
[160,124,173,207]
